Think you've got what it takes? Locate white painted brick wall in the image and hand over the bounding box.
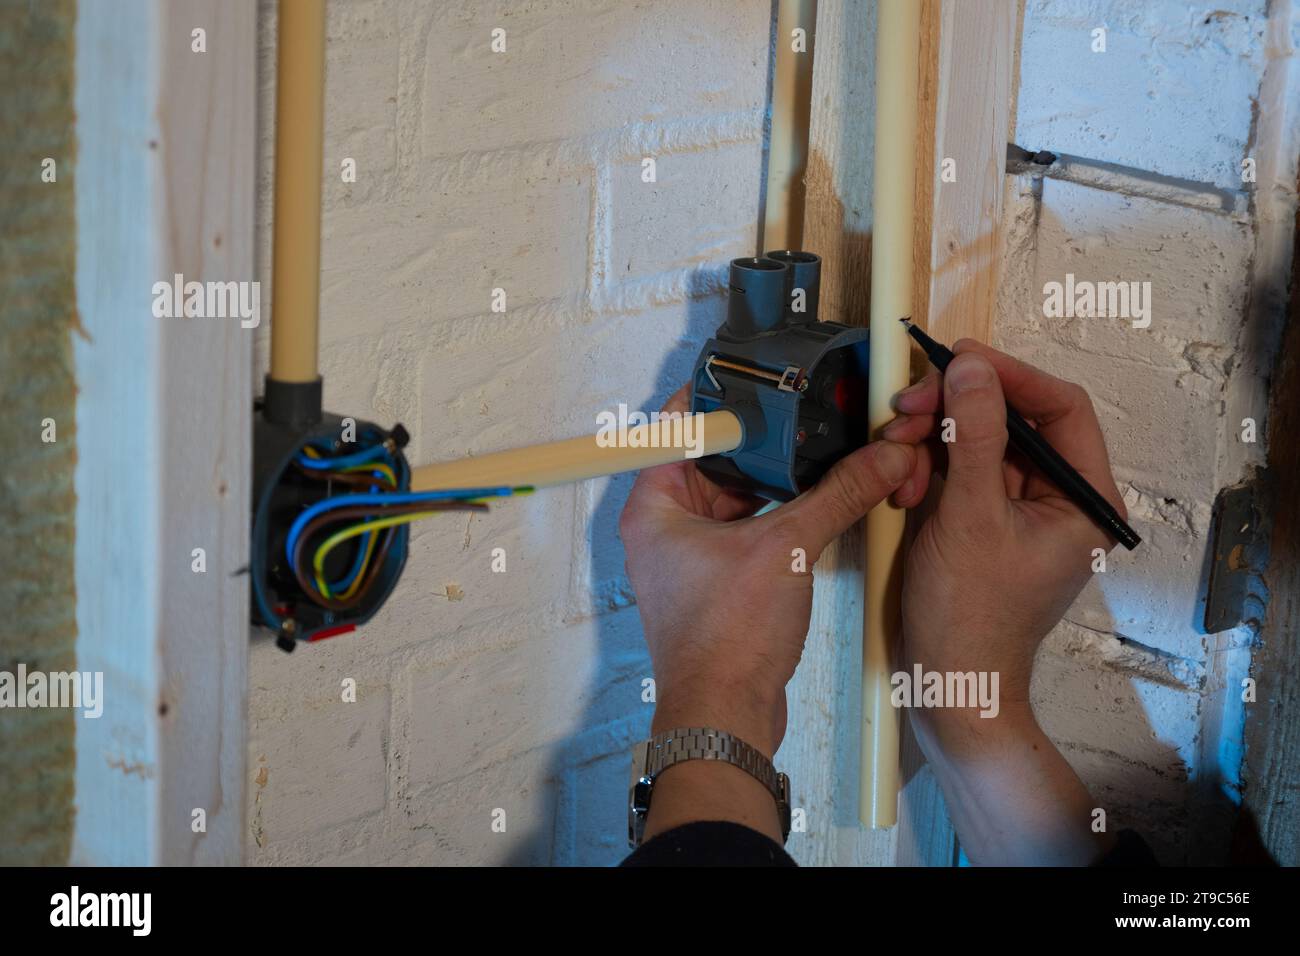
[1016,0,1268,190]
[248,0,767,866]
[1006,0,1290,864]
[248,0,1291,866]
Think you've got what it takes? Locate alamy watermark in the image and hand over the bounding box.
[151,274,260,328]
[595,403,707,459]
[50,886,150,936]
[0,664,103,719]
[1042,273,1151,329]
[890,665,1000,719]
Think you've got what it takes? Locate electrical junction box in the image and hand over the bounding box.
[691,251,871,501]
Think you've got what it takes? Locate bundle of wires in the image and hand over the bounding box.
[285,431,531,613]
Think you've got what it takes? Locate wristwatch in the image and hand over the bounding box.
[627,726,792,848]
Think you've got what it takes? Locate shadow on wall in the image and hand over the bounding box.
[502,278,729,865]
[490,2,1274,864]
[1014,193,1284,865]
[501,1,783,865]
[493,226,1259,866]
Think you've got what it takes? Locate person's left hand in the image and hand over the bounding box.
[620,385,924,759]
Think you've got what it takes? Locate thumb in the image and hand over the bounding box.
[940,352,1009,512]
[774,440,916,558]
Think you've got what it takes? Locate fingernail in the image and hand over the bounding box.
[895,479,915,503]
[946,355,994,394]
[873,442,912,484]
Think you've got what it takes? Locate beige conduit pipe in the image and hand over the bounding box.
[763,0,817,252]
[860,0,922,829]
[410,412,743,492]
[270,0,326,385]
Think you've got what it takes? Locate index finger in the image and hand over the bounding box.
[952,339,1124,511]
[659,383,691,416]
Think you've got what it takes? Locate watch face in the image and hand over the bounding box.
[628,742,654,847]
[628,778,653,848]
[778,773,792,844]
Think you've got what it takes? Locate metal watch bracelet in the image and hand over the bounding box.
[628,726,792,848]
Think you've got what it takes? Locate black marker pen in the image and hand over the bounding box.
[900,319,1141,551]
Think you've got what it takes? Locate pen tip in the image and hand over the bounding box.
[899,317,913,328]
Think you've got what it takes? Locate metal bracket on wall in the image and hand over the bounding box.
[1204,470,1273,634]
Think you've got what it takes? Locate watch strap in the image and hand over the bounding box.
[628,726,791,848]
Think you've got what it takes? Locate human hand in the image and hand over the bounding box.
[882,339,1128,863]
[620,385,924,843]
[621,386,925,758]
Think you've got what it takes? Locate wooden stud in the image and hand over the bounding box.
[791,0,1021,863]
[73,0,254,864]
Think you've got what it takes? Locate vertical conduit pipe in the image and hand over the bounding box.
[763,0,818,252]
[860,0,921,829]
[268,0,326,404]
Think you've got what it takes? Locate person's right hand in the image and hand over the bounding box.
[882,340,1129,865]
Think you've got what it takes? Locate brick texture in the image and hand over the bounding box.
[246,0,1285,866]
[1007,0,1276,863]
[247,0,766,865]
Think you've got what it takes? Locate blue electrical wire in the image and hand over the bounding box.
[286,487,521,567]
[296,442,390,470]
[303,438,401,595]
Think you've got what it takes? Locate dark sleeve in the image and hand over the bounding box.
[620,821,797,867]
[622,822,1157,867]
[1094,829,1159,866]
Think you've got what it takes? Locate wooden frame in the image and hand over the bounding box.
[73,0,254,865]
[784,0,1021,865]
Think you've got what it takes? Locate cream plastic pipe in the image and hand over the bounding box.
[269,0,326,384]
[410,410,743,492]
[764,0,817,251]
[860,0,922,829]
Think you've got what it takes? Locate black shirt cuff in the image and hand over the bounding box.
[621,820,796,867]
[621,821,1158,867]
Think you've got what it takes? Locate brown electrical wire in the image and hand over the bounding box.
[291,461,398,490]
[289,501,488,612]
[286,467,397,607]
